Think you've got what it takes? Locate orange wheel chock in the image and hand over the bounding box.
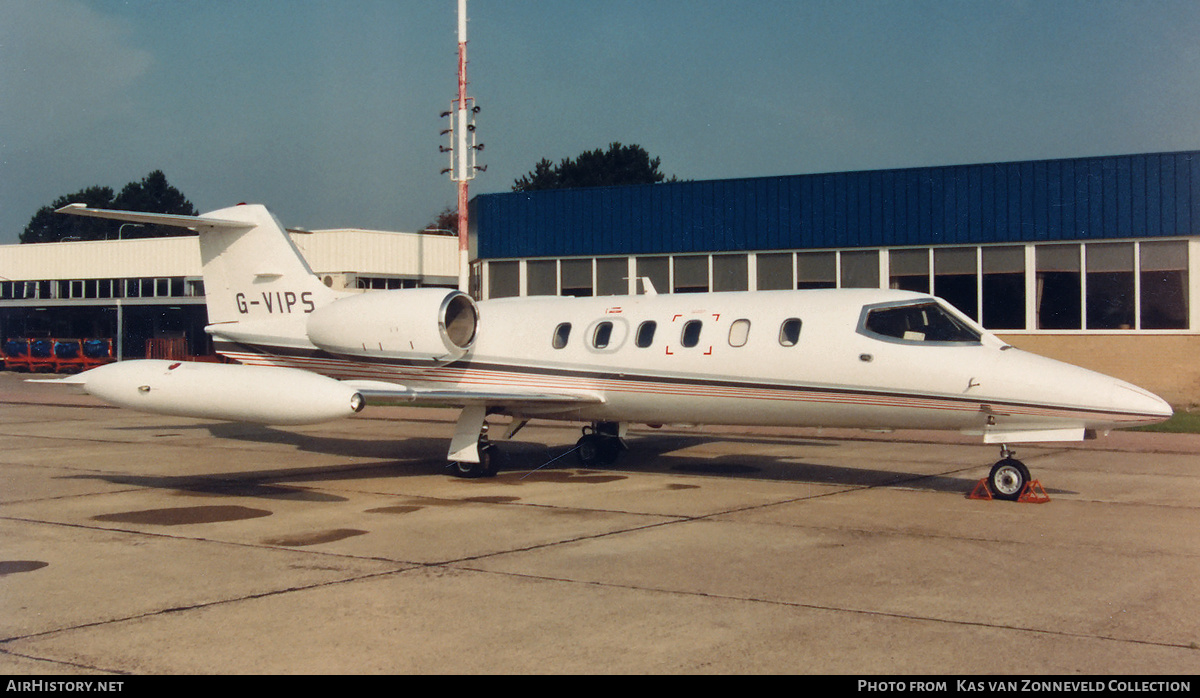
[968,478,1051,503]
[1018,480,1051,504]
[969,478,993,500]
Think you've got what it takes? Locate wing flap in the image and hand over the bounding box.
[344,380,604,409]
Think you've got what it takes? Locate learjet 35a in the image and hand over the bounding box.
[53,203,1173,499]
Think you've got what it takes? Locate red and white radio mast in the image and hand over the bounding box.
[441,0,483,293]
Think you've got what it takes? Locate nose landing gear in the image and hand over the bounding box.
[973,446,1049,502]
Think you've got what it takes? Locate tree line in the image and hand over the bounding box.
[21,171,196,243]
[24,144,673,242]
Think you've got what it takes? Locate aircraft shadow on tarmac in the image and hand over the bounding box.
[71,423,998,498]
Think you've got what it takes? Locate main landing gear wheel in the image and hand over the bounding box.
[987,457,1031,501]
[575,424,623,467]
[450,440,498,479]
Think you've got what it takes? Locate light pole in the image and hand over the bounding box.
[440,0,484,293]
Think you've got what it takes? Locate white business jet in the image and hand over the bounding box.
[54,203,1173,499]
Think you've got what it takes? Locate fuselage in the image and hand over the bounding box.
[219,288,1172,441]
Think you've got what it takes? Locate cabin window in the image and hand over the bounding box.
[593,322,613,349]
[552,323,572,349]
[861,302,980,344]
[779,318,802,346]
[681,320,702,348]
[728,319,751,347]
[636,321,657,348]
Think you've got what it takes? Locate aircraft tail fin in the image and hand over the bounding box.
[56,203,344,331]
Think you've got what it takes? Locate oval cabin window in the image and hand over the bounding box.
[552,323,571,349]
[779,318,802,346]
[728,319,750,347]
[636,321,657,348]
[593,321,614,349]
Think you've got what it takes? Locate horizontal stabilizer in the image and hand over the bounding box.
[55,204,253,232]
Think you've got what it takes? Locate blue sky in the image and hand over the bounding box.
[3,0,1200,243]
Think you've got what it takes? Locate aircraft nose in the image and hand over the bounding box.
[1110,380,1173,425]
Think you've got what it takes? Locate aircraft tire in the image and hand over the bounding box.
[576,434,621,468]
[988,458,1030,501]
[450,446,496,478]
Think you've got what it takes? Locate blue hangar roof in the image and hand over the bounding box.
[473,150,1200,259]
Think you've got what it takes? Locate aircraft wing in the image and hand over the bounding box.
[55,204,254,232]
[343,380,605,409]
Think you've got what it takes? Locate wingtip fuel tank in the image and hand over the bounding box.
[70,360,364,425]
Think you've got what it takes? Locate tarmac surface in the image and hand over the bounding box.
[1,371,1198,675]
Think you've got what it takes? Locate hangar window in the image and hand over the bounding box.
[673,255,709,293]
[840,251,879,289]
[713,255,749,292]
[861,302,980,344]
[728,319,751,347]
[561,259,594,297]
[934,248,978,320]
[1086,243,1135,330]
[982,246,1025,330]
[757,253,794,290]
[596,257,629,296]
[681,320,703,348]
[797,252,836,289]
[889,249,930,293]
[1140,241,1189,329]
[526,260,557,296]
[1036,245,1082,329]
[488,261,519,299]
[779,319,802,346]
[636,257,669,297]
[636,321,657,348]
[592,322,614,349]
[552,323,571,349]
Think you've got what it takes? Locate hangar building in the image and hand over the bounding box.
[0,228,458,362]
[471,150,1200,406]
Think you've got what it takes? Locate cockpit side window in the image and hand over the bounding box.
[861,302,981,344]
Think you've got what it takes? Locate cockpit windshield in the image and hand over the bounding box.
[860,301,981,344]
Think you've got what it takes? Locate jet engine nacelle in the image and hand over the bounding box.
[305,288,478,364]
[70,360,364,425]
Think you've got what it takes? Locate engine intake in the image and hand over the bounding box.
[306,288,478,364]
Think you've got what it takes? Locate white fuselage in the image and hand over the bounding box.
[55,203,1173,452]
[219,288,1172,440]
